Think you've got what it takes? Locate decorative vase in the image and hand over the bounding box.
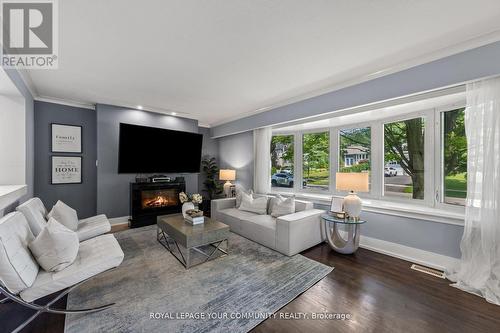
[343,191,362,219]
[182,202,195,218]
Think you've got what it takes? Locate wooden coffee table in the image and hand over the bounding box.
[157,214,230,268]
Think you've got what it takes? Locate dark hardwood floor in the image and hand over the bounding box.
[2,243,500,333]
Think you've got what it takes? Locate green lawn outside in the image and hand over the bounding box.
[445,173,467,198]
[304,168,329,185]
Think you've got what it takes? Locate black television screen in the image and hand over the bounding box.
[118,123,203,173]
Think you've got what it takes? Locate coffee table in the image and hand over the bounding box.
[157,214,230,268]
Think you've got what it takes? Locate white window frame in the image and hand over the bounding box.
[270,97,467,214]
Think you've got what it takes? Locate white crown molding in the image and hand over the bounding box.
[209,29,500,128]
[35,96,96,110]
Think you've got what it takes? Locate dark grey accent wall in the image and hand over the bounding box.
[218,131,254,190]
[211,40,500,137]
[96,104,199,218]
[198,126,219,196]
[34,101,97,218]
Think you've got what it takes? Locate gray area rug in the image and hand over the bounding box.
[65,225,333,333]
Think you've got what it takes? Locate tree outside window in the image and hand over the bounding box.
[270,135,294,188]
[303,132,329,190]
[443,108,467,205]
[384,118,425,200]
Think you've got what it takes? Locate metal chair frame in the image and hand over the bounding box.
[0,271,116,333]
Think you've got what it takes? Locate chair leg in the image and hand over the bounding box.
[1,296,10,304]
[0,269,118,333]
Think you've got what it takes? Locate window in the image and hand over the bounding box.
[384,117,425,200]
[303,132,329,190]
[270,135,294,188]
[442,108,467,205]
[339,127,371,189]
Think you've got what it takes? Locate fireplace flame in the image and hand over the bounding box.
[144,195,172,208]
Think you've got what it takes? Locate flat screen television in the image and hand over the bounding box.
[118,123,203,173]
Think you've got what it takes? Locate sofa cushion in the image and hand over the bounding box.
[20,234,124,303]
[238,192,268,215]
[47,200,79,231]
[16,198,47,236]
[241,214,277,249]
[29,218,80,272]
[217,208,258,233]
[235,187,253,208]
[77,214,111,242]
[271,195,296,217]
[0,212,39,294]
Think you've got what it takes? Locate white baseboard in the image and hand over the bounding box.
[109,216,130,226]
[338,231,459,271]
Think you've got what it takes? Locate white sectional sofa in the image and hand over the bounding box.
[211,196,325,256]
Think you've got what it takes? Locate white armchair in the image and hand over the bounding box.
[16,198,111,241]
[0,212,124,333]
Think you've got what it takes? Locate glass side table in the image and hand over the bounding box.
[321,214,366,254]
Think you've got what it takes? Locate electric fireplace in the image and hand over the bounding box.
[130,180,185,228]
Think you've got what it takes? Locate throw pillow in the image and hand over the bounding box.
[235,187,253,208]
[238,192,268,215]
[47,200,79,231]
[271,195,296,217]
[29,217,79,272]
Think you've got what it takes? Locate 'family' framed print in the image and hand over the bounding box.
[51,123,82,153]
[51,156,82,184]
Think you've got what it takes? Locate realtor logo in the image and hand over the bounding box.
[1,0,58,68]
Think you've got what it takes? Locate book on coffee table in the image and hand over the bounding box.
[185,215,204,225]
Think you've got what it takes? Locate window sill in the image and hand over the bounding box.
[0,185,28,212]
[270,190,465,226]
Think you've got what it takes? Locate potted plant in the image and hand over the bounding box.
[201,156,223,215]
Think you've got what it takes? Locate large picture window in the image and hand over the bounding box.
[303,132,329,190]
[270,135,294,188]
[339,127,371,189]
[384,117,425,200]
[442,108,467,205]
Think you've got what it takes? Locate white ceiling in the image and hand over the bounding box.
[25,0,500,126]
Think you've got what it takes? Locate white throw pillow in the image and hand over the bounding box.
[271,195,296,217]
[238,192,268,215]
[235,187,253,208]
[16,198,48,237]
[29,218,79,272]
[47,200,79,231]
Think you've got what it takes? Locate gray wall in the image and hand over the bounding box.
[96,104,199,218]
[211,40,500,137]
[218,131,254,190]
[34,101,97,218]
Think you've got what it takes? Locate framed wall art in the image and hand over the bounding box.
[51,123,82,153]
[51,156,82,184]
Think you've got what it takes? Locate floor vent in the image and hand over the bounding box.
[410,264,445,279]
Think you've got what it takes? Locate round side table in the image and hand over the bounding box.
[321,214,366,254]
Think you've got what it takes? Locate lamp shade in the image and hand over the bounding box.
[336,172,369,193]
[219,169,236,181]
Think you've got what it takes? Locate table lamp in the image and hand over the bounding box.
[335,172,369,219]
[219,169,236,197]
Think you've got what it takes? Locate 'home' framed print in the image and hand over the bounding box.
[51,156,82,184]
[51,123,82,153]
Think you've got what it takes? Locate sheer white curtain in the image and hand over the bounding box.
[446,77,500,305]
[253,127,272,194]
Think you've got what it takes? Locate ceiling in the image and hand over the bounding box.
[25,0,500,126]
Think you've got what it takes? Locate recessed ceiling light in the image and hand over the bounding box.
[137,105,143,110]
[171,112,177,116]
